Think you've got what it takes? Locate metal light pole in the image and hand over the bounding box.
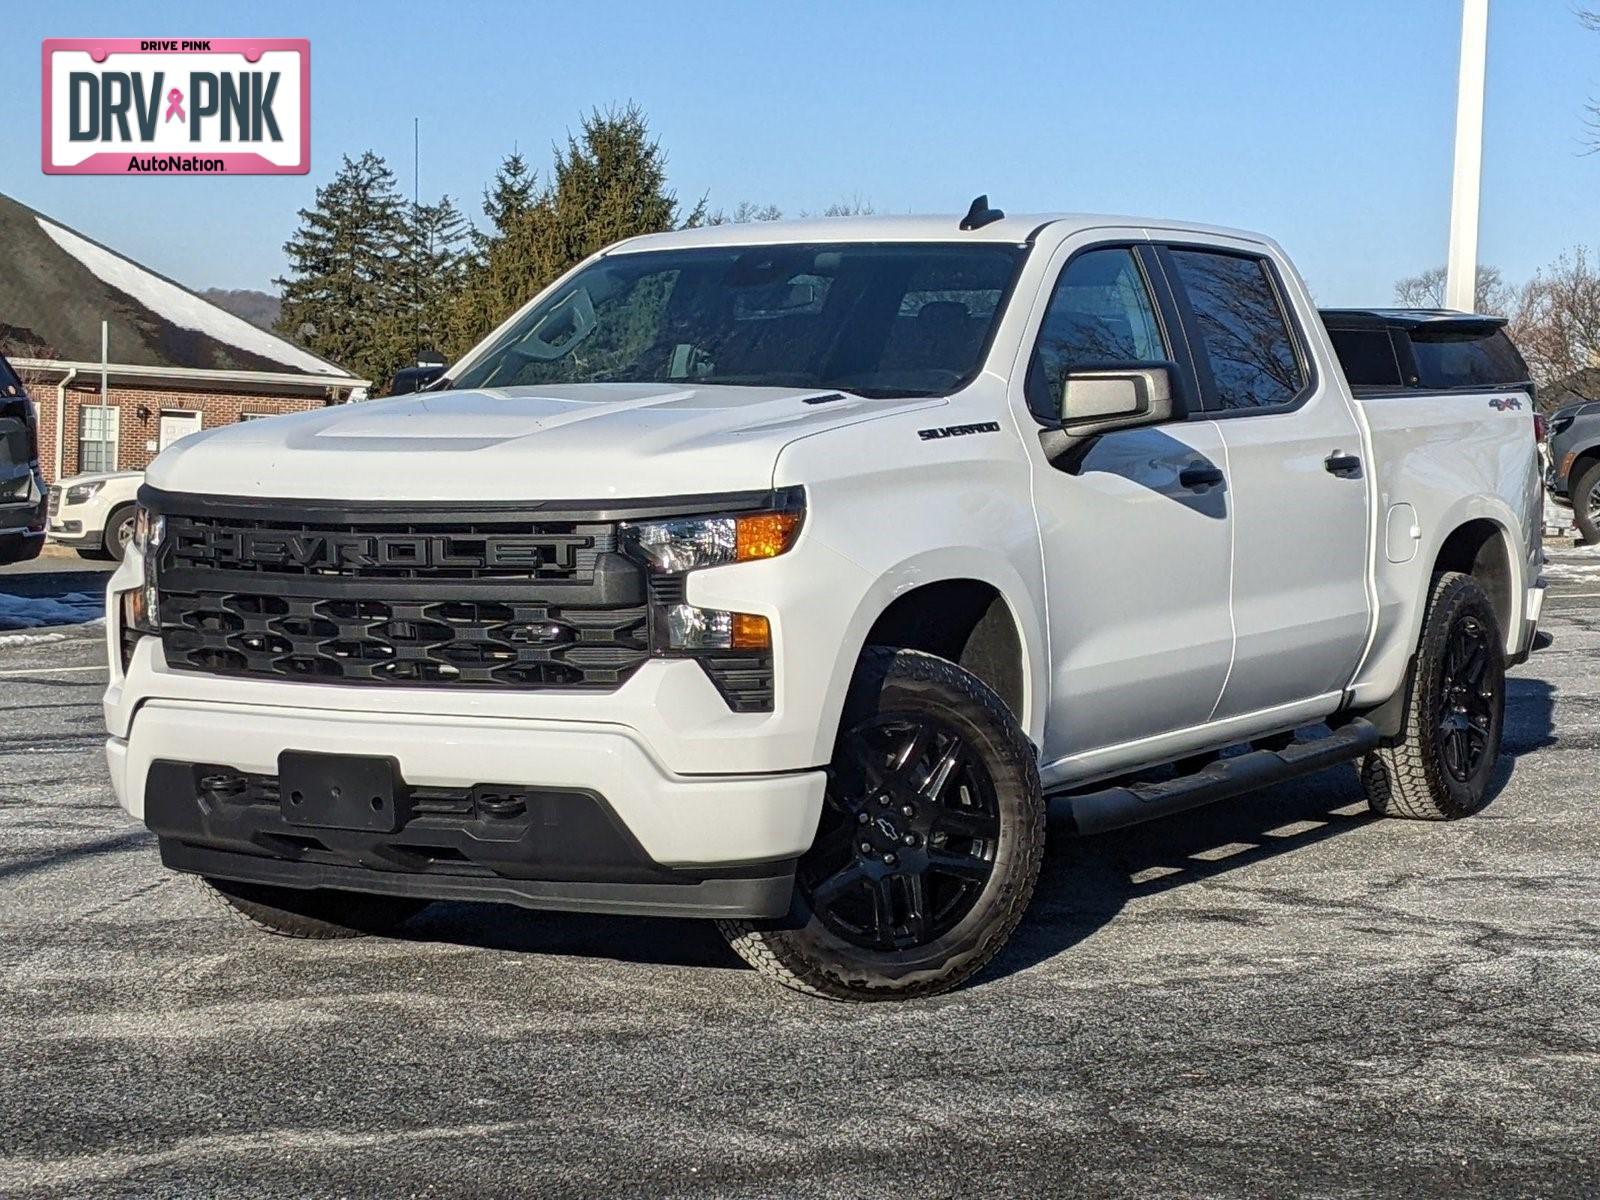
[1445,0,1489,312]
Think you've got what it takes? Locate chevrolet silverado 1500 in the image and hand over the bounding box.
[104,203,1545,999]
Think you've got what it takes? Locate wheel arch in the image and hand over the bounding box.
[1429,514,1517,640]
[826,552,1046,756]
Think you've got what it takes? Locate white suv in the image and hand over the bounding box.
[48,471,143,561]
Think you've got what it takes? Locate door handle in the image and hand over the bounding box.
[1178,463,1225,490]
[1325,452,1363,479]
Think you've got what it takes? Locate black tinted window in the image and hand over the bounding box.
[1327,327,1403,388]
[1168,250,1304,410]
[1028,247,1167,419]
[0,354,21,397]
[452,243,1025,398]
[1408,328,1529,390]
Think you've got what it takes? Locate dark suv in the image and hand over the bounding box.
[1547,399,1600,544]
[0,352,46,566]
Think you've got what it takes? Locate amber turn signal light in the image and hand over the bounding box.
[734,511,803,562]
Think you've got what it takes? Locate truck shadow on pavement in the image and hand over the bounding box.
[986,674,1558,984]
[396,676,1559,985]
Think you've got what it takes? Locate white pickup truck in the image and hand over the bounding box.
[104,204,1545,1000]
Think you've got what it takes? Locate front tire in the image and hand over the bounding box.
[202,877,426,939]
[720,647,1045,1001]
[1360,572,1506,820]
[1572,459,1600,545]
[103,505,137,563]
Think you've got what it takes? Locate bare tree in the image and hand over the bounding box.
[1393,264,1509,314]
[1584,8,1600,151]
[704,201,783,226]
[1506,247,1600,392]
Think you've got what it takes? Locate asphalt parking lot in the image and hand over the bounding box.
[1,547,1598,1198]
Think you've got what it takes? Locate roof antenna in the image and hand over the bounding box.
[960,194,1004,231]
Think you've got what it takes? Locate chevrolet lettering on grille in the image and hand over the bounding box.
[174,529,592,573]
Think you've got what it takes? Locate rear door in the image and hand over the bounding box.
[1156,243,1371,722]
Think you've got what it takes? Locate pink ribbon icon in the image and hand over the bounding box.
[164,88,185,123]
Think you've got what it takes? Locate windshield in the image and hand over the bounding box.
[450,242,1027,398]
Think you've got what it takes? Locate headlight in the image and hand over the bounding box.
[122,505,164,636]
[65,480,105,504]
[620,493,802,657]
[621,499,804,574]
[664,605,771,652]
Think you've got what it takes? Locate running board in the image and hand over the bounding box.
[1056,719,1381,837]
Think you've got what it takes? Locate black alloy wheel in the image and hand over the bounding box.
[1437,612,1500,785]
[802,714,999,952]
[718,647,1044,1000]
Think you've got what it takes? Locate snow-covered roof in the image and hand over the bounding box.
[0,191,355,379]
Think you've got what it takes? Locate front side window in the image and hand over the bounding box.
[451,242,1027,399]
[1168,249,1305,411]
[1027,247,1167,419]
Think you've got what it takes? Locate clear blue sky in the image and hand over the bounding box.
[5,0,1597,305]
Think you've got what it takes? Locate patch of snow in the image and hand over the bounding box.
[35,217,344,377]
[0,591,105,632]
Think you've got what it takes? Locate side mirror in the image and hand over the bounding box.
[388,365,447,396]
[1060,364,1174,438]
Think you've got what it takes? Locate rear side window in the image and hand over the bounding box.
[1327,327,1404,389]
[1408,327,1529,391]
[1167,249,1305,411]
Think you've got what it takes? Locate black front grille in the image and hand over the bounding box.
[146,488,786,710]
[159,590,648,688]
[153,496,652,692]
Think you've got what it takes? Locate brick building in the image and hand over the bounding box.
[0,192,366,484]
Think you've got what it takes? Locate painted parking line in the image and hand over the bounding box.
[0,664,109,678]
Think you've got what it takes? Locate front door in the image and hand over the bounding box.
[158,409,203,451]
[1022,242,1235,772]
[1157,244,1371,721]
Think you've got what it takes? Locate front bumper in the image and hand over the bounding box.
[46,517,98,547]
[107,697,825,918]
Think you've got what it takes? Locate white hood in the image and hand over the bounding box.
[145,383,942,502]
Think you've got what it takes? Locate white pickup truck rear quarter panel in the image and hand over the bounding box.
[1347,391,1539,704]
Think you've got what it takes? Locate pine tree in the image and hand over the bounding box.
[401,194,472,363]
[275,151,411,387]
[446,106,687,356]
[480,150,536,243]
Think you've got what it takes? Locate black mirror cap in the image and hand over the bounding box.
[388,365,447,396]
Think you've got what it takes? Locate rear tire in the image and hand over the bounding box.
[1360,572,1506,820]
[202,876,426,939]
[1572,459,1600,545]
[719,647,1044,1001]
